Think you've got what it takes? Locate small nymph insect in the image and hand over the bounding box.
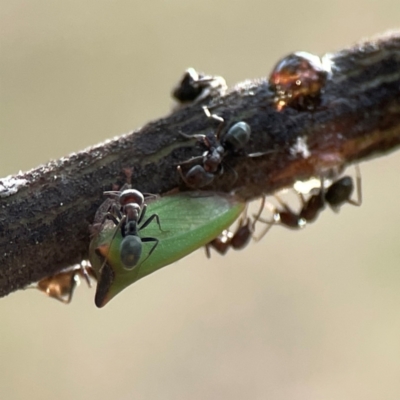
[177,107,252,188]
[256,166,362,238]
[33,262,96,304]
[99,188,162,270]
[172,68,227,107]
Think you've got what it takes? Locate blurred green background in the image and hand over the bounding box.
[1,1,399,399]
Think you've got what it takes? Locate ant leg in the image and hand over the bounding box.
[202,135,212,149]
[202,106,225,139]
[103,212,120,226]
[319,175,326,207]
[137,204,163,232]
[274,193,294,213]
[177,155,204,166]
[78,263,92,287]
[137,204,147,225]
[253,216,274,242]
[203,105,224,124]
[103,190,120,198]
[204,244,212,259]
[247,150,276,158]
[178,131,206,142]
[100,201,123,226]
[139,212,163,232]
[348,165,362,206]
[252,199,278,241]
[80,262,96,288]
[252,196,266,231]
[177,165,190,186]
[139,237,160,265]
[142,193,159,201]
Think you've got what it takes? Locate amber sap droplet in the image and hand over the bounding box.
[269,51,327,110]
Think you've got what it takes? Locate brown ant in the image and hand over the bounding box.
[33,262,96,304]
[205,216,253,257]
[256,166,362,238]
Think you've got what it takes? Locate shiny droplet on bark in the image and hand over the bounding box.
[269,51,328,111]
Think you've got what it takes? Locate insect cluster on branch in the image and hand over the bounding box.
[32,54,361,306]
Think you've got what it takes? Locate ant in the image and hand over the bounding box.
[256,166,362,238]
[205,216,253,257]
[98,188,162,270]
[177,107,252,188]
[33,262,96,304]
[172,68,227,106]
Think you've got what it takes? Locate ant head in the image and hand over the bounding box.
[119,189,145,207]
[120,235,143,269]
[222,121,251,151]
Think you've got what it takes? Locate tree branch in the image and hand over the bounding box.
[1,31,399,297]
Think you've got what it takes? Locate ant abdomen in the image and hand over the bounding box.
[120,235,143,269]
[325,176,354,208]
[278,211,306,229]
[179,164,214,188]
[230,219,253,249]
[223,121,251,151]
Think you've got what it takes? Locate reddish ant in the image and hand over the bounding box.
[256,166,362,238]
[205,217,253,257]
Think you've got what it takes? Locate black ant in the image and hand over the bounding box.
[177,107,252,188]
[98,188,162,270]
[256,166,362,238]
[33,262,96,304]
[172,68,227,106]
[205,216,253,257]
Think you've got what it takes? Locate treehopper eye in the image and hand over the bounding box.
[89,191,245,307]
